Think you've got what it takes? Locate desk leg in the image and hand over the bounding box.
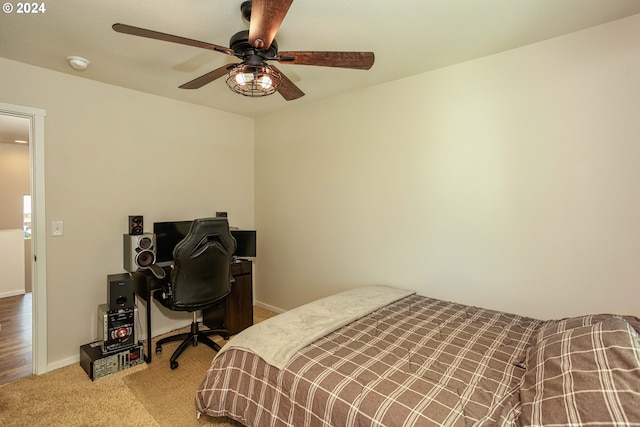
[133,272,154,364]
[145,289,152,363]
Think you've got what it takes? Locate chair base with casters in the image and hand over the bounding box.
[155,311,230,370]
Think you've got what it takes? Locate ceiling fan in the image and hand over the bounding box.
[112,0,375,101]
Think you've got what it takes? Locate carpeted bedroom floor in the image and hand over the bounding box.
[0,306,278,427]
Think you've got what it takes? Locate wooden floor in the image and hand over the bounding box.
[0,293,32,386]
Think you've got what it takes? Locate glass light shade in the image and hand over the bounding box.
[226,64,281,97]
[260,75,273,89]
[235,72,254,85]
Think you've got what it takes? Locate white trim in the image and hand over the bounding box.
[0,290,26,299]
[254,300,285,314]
[47,356,78,372]
[0,102,47,375]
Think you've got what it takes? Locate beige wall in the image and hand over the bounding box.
[0,57,254,368]
[0,229,25,296]
[255,15,640,320]
[0,142,30,229]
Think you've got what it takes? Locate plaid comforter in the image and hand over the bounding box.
[196,294,545,426]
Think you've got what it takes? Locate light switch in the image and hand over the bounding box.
[52,221,64,236]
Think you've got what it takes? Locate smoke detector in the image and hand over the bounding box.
[67,56,90,71]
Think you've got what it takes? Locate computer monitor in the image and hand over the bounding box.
[231,230,257,259]
[153,220,193,265]
[154,220,256,263]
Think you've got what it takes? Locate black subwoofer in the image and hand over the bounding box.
[107,273,134,311]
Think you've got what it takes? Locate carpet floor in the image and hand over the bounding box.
[123,333,243,427]
[0,306,277,427]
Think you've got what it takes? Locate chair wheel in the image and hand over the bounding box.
[155,345,162,354]
[170,360,179,370]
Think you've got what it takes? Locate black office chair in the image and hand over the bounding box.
[152,217,236,369]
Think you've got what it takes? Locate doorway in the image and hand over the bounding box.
[0,114,31,384]
[0,102,47,378]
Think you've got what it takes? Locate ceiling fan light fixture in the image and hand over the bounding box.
[226,63,281,97]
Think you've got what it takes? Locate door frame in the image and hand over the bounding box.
[0,102,47,375]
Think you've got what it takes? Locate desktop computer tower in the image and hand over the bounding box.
[80,341,144,381]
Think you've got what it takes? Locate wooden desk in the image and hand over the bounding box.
[132,260,254,363]
[204,260,253,335]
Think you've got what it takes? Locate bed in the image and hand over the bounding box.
[196,286,640,426]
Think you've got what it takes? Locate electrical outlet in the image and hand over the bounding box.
[52,220,64,236]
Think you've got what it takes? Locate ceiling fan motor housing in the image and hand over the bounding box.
[230,30,278,63]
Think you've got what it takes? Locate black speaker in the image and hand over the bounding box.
[128,215,144,235]
[107,273,134,311]
[123,233,156,272]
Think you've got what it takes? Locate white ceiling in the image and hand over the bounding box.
[1,0,640,119]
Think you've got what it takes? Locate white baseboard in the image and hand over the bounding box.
[44,321,193,375]
[254,299,286,314]
[44,305,279,375]
[0,290,25,299]
[47,355,78,372]
[151,323,192,339]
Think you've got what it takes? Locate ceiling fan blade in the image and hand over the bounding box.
[179,64,237,89]
[271,65,304,101]
[248,0,293,49]
[113,23,235,56]
[277,51,375,70]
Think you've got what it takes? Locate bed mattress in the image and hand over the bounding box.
[196,293,545,426]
